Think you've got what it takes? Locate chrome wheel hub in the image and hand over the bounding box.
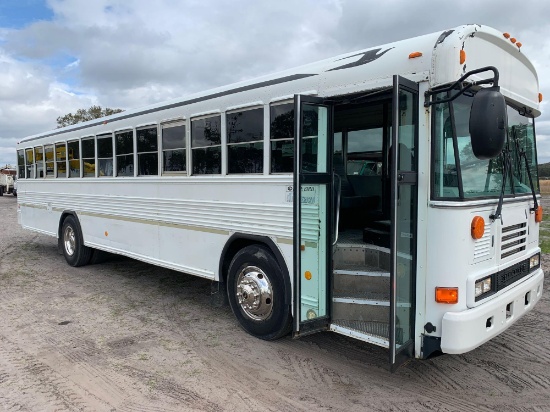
[64,226,76,256]
[236,265,273,321]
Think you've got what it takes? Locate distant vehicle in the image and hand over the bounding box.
[12,179,17,197]
[0,166,16,196]
[15,24,544,371]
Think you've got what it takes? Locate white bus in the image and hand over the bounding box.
[16,24,544,370]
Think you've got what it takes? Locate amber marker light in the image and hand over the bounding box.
[471,216,485,240]
[436,287,459,304]
[510,38,517,44]
[535,206,543,223]
[304,271,312,280]
[409,51,422,59]
[503,32,511,39]
[516,42,522,48]
[539,93,543,103]
[460,50,466,64]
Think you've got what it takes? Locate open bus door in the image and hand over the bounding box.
[389,75,418,371]
[293,95,333,337]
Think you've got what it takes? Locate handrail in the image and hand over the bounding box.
[332,173,341,246]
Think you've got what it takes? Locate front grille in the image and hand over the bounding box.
[495,258,530,291]
[501,223,527,259]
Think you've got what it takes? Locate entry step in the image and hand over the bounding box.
[330,320,395,348]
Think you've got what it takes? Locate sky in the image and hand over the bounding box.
[0,0,549,167]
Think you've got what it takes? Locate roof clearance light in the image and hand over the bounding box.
[460,50,466,64]
[510,38,517,44]
[503,32,511,39]
[471,216,485,239]
[535,206,543,223]
[539,93,543,103]
[409,52,422,59]
[516,42,522,48]
[436,287,459,304]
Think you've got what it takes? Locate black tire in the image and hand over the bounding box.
[61,215,92,267]
[227,245,291,340]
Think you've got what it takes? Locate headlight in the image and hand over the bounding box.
[475,276,492,298]
[529,253,540,270]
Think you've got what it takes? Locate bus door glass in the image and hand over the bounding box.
[293,95,332,336]
[390,76,418,370]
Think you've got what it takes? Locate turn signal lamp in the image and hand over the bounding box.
[471,216,485,239]
[459,50,466,64]
[535,205,543,223]
[409,52,422,59]
[436,287,459,304]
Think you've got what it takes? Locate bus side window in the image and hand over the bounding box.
[227,107,263,174]
[97,134,113,177]
[270,102,294,173]
[56,143,67,178]
[191,115,221,175]
[162,122,186,174]
[116,130,134,177]
[137,126,159,176]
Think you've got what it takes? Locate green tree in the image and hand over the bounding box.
[56,105,124,128]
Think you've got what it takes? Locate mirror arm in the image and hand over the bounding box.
[424,66,500,107]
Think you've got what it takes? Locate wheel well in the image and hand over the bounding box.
[219,234,291,304]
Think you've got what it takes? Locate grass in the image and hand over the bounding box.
[539,216,550,254]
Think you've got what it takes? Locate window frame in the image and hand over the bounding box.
[80,136,96,178]
[96,133,114,178]
[190,113,222,175]
[269,100,295,174]
[226,105,264,175]
[55,141,68,178]
[161,119,187,176]
[136,124,159,177]
[34,146,45,179]
[67,139,81,178]
[115,129,135,177]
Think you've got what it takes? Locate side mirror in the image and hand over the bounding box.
[469,87,507,160]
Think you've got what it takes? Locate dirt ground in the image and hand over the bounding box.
[1,196,549,412]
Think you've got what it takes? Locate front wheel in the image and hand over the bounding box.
[227,245,291,340]
[61,215,92,267]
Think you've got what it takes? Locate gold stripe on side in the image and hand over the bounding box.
[79,210,230,235]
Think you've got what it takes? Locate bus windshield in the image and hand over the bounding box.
[432,92,539,199]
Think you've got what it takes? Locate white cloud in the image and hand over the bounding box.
[0,0,549,167]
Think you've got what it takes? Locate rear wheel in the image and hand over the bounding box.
[227,245,291,340]
[61,215,92,267]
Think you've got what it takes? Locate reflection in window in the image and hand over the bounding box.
[82,138,95,177]
[191,115,221,174]
[270,103,294,173]
[26,148,34,179]
[44,145,54,177]
[137,127,158,176]
[17,150,25,179]
[227,108,263,174]
[67,140,80,178]
[116,130,134,177]
[162,122,186,173]
[97,134,113,177]
[56,143,67,178]
[508,107,539,193]
[34,146,44,178]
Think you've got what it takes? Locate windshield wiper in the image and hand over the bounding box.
[511,127,539,213]
[490,148,512,221]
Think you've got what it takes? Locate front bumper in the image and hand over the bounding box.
[441,269,544,354]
